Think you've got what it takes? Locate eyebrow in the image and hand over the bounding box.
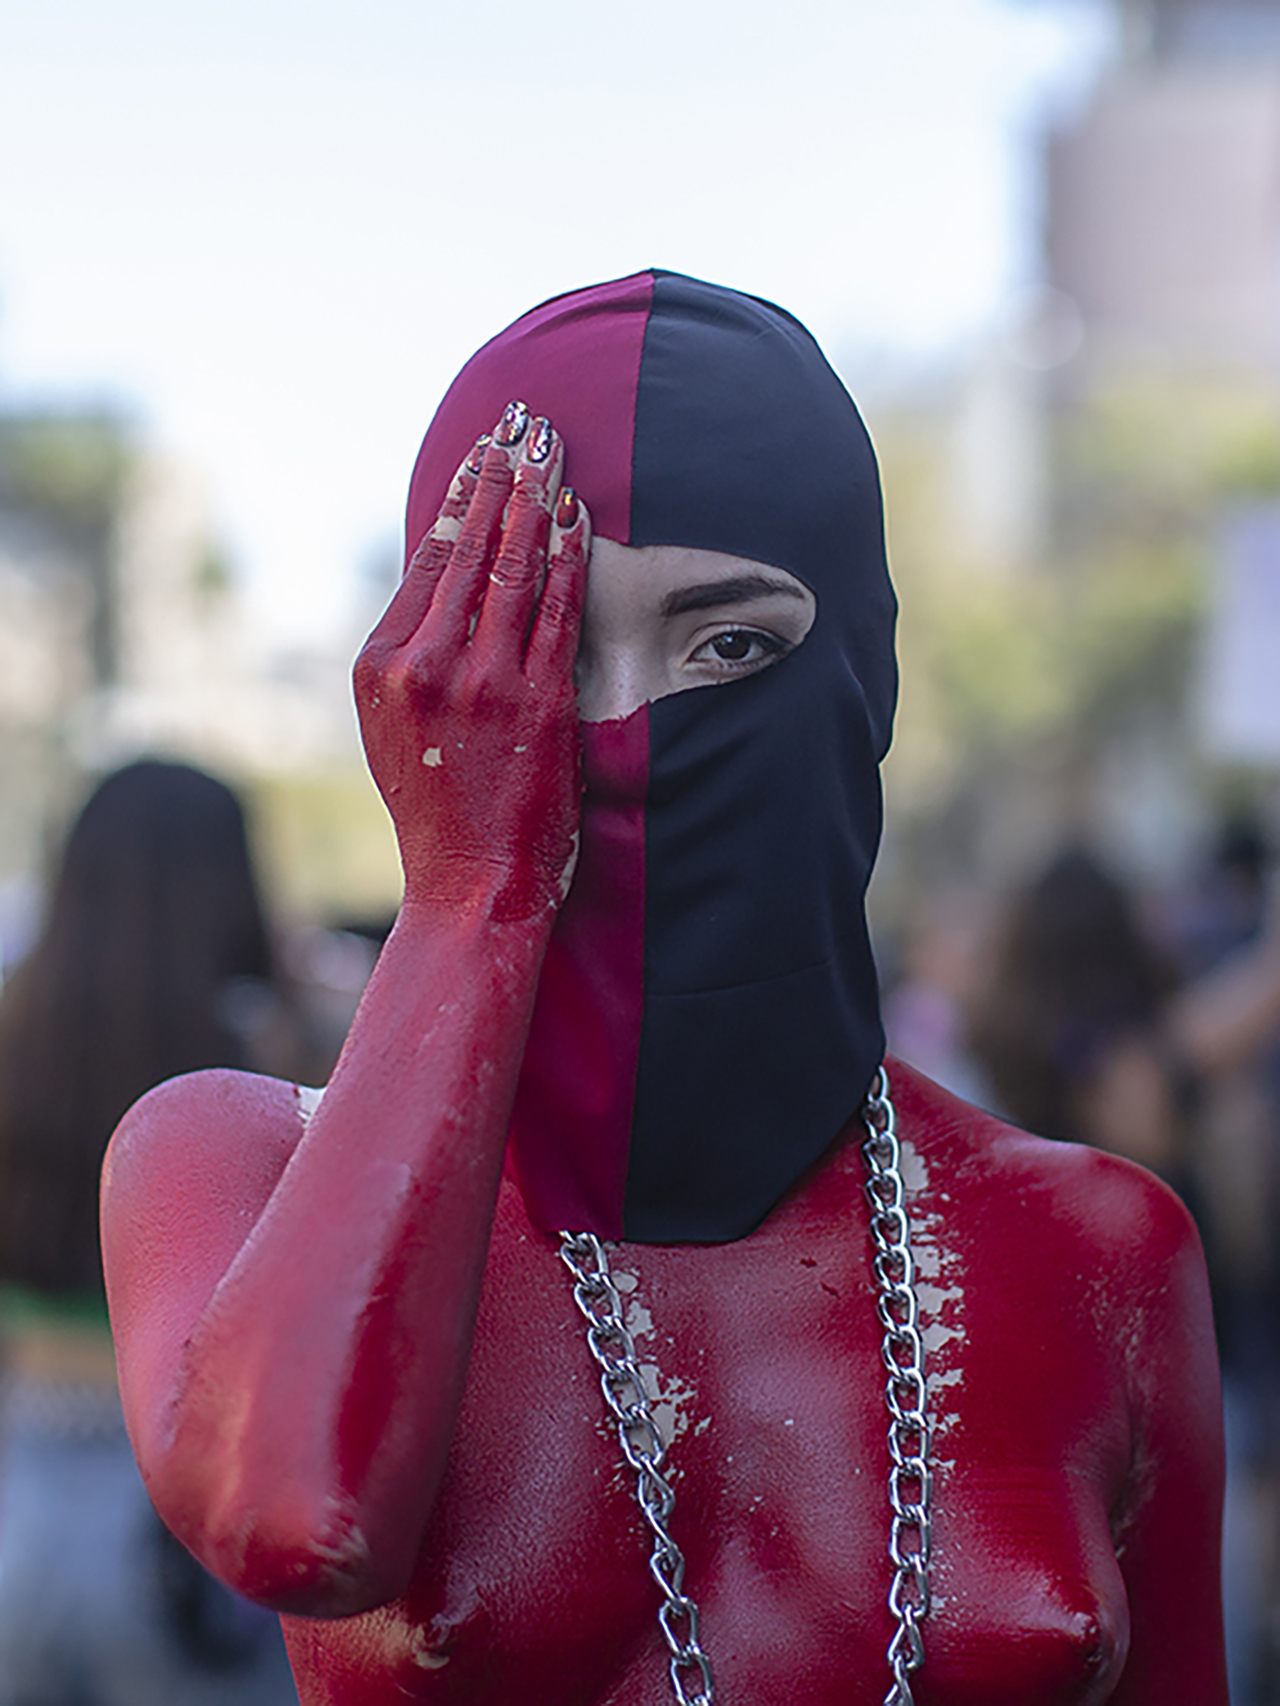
[659,574,809,618]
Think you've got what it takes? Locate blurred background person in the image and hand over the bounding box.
[0,759,299,1705]
[965,841,1280,1212]
[967,849,1193,1178]
[965,840,1280,1703]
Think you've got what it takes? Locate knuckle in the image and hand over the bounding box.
[491,549,545,592]
[537,581,582,630]
[412,527,451,563]
[495,508,548,573]
[474,457,515,501]
[546,534,587,578]
[353,643,389,696]
[455,656,501,704]
[489,550,538,590]
[403,650,444,695]
[535,588,571,627]
[445,529,487,576]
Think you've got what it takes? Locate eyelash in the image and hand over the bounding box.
[687,627,793,673]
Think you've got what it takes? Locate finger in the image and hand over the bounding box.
[526,486,591,680]
[472,416,564,666]
[421,403,526,653]
[362,438,486,656]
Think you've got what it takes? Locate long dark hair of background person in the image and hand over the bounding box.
[0,759,273,1296]
[0,760,300,1700]
[967,847,1182,1151]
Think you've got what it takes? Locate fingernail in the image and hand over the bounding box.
[526,417,553,464]
[464,434,490,475]
[494,400,529,447]
[555,488,580,529]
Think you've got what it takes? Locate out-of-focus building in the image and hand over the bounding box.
[1050,0,1280,381]
[77,448,360,778]
[1046,0,1280,792]
[874,0,1280,913]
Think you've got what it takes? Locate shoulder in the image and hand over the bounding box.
[103,1068,315,1209]
[889,1056,1205,1301]
[102,1070,321,1337]
[890,1059,1219,1454]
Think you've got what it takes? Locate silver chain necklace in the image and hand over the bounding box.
[559,1065,931,1706]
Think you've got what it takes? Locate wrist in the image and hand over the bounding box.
[397,839,577,929]
[394,886,559,954]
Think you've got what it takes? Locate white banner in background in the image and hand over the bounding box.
[1200,505,1280,763]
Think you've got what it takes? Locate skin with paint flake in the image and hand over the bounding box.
[101,411,1227,1704]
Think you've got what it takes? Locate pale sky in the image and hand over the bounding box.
[0,0,1112,644]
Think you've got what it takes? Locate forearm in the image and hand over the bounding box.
[144,902,551,1615]
[114,408,586,1617]
[1170,941,1280,1076]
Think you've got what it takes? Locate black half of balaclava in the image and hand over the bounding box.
[403,269,897,1242]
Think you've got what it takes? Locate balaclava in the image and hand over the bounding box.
[405,270,896,1244]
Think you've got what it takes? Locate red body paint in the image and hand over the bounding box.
[102,1062,1226,1703]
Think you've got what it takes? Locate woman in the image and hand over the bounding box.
[967,849,1190,1178]
[969,844,1280,1186]
[101,275,1226,1703]
[0,760,298,1705]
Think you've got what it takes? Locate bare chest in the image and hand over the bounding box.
[283,1153,1133,1705]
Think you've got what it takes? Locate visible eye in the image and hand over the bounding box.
[687,627,792,674]
[710,632,755,661]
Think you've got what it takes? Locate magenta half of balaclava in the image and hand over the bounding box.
[405,270,897,1243]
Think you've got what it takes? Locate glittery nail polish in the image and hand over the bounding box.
[555,488,580,530]
[494,401,529,447]
[464,434,490,475]
[526,417,553,464]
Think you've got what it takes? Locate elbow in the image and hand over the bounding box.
[148,1456,417,1617]
[213,1509,407,1618]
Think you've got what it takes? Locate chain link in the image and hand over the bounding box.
[559,1065,926,1705]
[861,1065,931,1706]
[558,1230,715,1706]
